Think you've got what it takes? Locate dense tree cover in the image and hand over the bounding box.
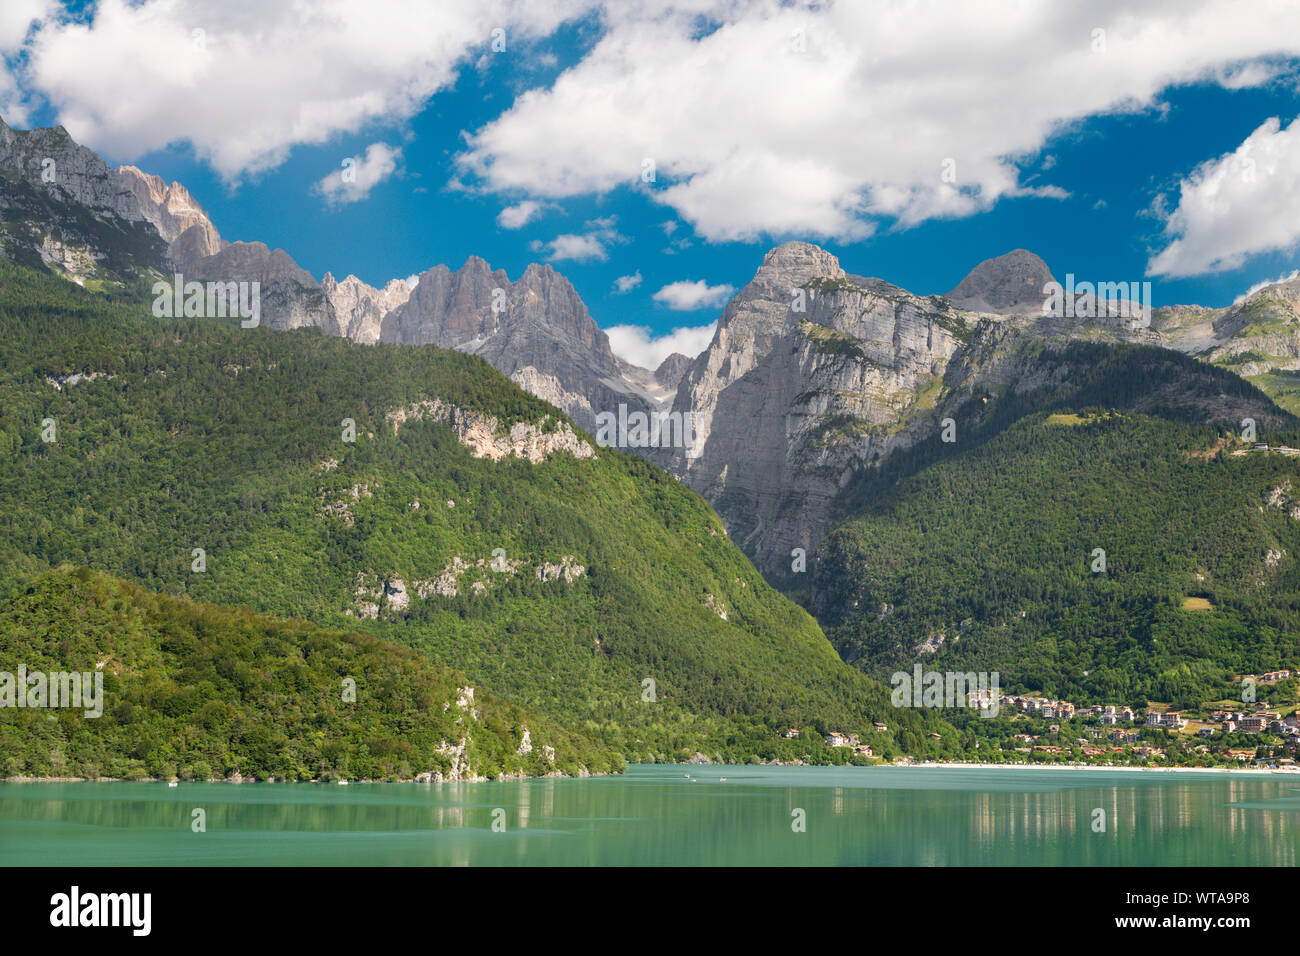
[816,408,1300,705]
[0,566,622,780]
[0,260,951,770]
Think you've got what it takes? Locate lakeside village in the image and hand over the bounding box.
[787,670,1300,769]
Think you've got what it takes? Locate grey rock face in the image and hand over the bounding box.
[115,165,225,271]
[1157,275,1300,381]
[188,241,340,334]
[322,272,411,345]
[0,119,145,222]
[381,258,658,432]
[644,241,1245,580]
[651,242,966,578]
[654,353,692,389]
[945,249,1056,315]
[0,117,169,283]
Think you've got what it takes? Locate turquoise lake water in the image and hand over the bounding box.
[2,765,1297,865]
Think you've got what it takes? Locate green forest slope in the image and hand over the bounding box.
[0,261,949,767]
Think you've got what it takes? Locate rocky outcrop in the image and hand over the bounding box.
[187,241,340,334]
[1156,275,1300,393]
[0,119,145,222]
[0,117,170,283]
[385,397,595,462]
[945,249,1055,315]
[380,257,661,432]
[535,555,586,583]
[654,352,692,390]
[651,242,968,578]
[352,553,585,613]
[322,272,411,345]
[115,164,225,271]
[508,366,595,426]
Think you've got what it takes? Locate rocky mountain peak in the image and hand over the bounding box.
[0,117,147,224]
[757,241,843,283]
[115,164,225,270]
[322,272,412,345]
[654,352,693,388]
[945,249,1056,315]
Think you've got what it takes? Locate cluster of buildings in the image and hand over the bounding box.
[996,695,1078,719]
[1244,669,1293,683]
[822,732,874,757]
[1201,707,1300,736]
[995,690,1300,740]
[798,668,1295,759]
[786,727,878,757]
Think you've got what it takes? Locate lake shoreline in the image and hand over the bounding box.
[890,761,1300,775]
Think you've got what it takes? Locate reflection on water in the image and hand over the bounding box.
[0,766,1295,866]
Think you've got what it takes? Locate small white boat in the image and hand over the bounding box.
[167,781,178,788]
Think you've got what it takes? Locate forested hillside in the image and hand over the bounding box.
[815,402,1300,707]
[0,261,949,767]
[0,566,621,781]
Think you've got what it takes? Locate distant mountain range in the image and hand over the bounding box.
[1,115,1296,730]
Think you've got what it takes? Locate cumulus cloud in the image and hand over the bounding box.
[604,322,716,369]
[545,233,609,261]
[497,199,546,229]
[1148,116,1300,277]
[316,142,401,206]
[613,271,642,293]
[0,0,53,124]
[23,0,593,180]
[537,216,623,262]
[0,0,51,50]
[457,0,1300,242]
[652,279,735,310]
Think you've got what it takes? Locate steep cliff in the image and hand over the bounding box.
[381,257,659,431]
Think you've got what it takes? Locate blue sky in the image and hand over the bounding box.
[9,2,1300,368]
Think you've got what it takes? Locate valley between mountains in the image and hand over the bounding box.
[0,117,1297,779]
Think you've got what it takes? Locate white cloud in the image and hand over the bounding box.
[0,0,52,124]
[457,1,1300,242]
[538,216,623,262]
[604,321,716,369]
[316,142,401,206]
[404,274,421,289]
[652,279,735,310]
[0,0,51,50]
[24,0,594,180]
[1149,116,1300,277]
[546,233,609,261]
[613,271,642,293]
[497,199,545,229]
[1235,269,1300,304]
